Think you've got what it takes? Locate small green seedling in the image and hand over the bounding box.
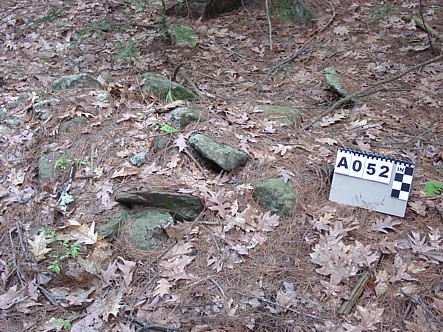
[50,317,72,329]
[46,232,81,274]
[54,157,86,170]
[159,124,178,133]
[115,38,139,64]
[165,89,176,103]
[423,181,443,197]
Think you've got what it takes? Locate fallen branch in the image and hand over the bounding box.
[338,270,370,315]
[400,290,443,329]
[302,53,443,130]
[402,14,443,43]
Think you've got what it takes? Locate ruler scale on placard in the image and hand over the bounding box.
[329,148,415,217]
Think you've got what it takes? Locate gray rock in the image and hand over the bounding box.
[189,134,248,171]
[97,210,128,241]
[52,73,103,92]
[253,178,296,217]
[38,152,59,184]
[256,105,301,127]
[129,210,172,250]
[140,73,197,102]
[115,190,204,220]
[33,98,61,120]
[166,0,242,19]
[281,0,315,25]
[59,117,89,134]
[32,98,61,110]
[169,107,203,129]
[152,135,174,152]
[0,108,5,121]
[129,151,146,167]
[324,67,356,104]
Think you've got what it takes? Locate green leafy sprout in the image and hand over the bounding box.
[159,124,178,133]
[115,38,140,64]
[54,157,86,170]
[50,318,72,329]
[46,231,81,275]
[423,181,443,197]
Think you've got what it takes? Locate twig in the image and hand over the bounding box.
[319,1,336,33]
[401,290,443,329]
[402,15,443,43]
[237,292,330,321]
[256,1,335,94]
[183,149,208,180]
[256,45,310,93]
[8,227,25,287]
[208,277,226,298]
[338,270,370,315]
[36,285,60,306]
[418,0,434,51]
[265,0,273,52]
[302,53,443,130]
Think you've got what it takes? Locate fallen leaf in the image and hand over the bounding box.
[370,216,401,233]
[28,231,52,262]
[57,220,98,245]
[117,257,136,286]
[174,134,188,153]
[153,278,172,298]
[111,167,141,178]
[0,285,27,310]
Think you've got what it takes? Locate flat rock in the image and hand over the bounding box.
[128,210,172,250]
[253,178,296,217]
[141,73,197,102]
[189,133,248,171]
[169,107,204,129]
[52,73,103,92]
[256,105,301,127]
[115,190,204,220]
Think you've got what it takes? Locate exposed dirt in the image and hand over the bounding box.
[1,0,443,331]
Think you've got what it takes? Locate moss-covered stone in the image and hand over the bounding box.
[254,178,296,217]
[141,72,197,102]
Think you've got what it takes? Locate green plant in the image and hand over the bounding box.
[81,16,113,34]
[423,181,443,196]
[171,25,196,47]
[54,157,86,170]
[24,6,65,30]
[115,38,140,63]
[159,124,178,133]
[46,232,81,274]
[270,0,293,24]
[50,318,72,329]
[369,1,398,22]
[165,89,177,103]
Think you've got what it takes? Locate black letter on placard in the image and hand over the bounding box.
[352,160,362,172]
[337,157,348,169]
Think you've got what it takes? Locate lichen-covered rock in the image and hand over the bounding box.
[52,73,103,92]
[141,73,197,102]
[169,107,203,129]
[253,178,296,217]
[189,134,248,172]
[256,105,301,127]
[115,190,204,220]
[128,210,172,250]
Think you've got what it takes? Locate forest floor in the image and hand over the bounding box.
[1,0,443,331]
